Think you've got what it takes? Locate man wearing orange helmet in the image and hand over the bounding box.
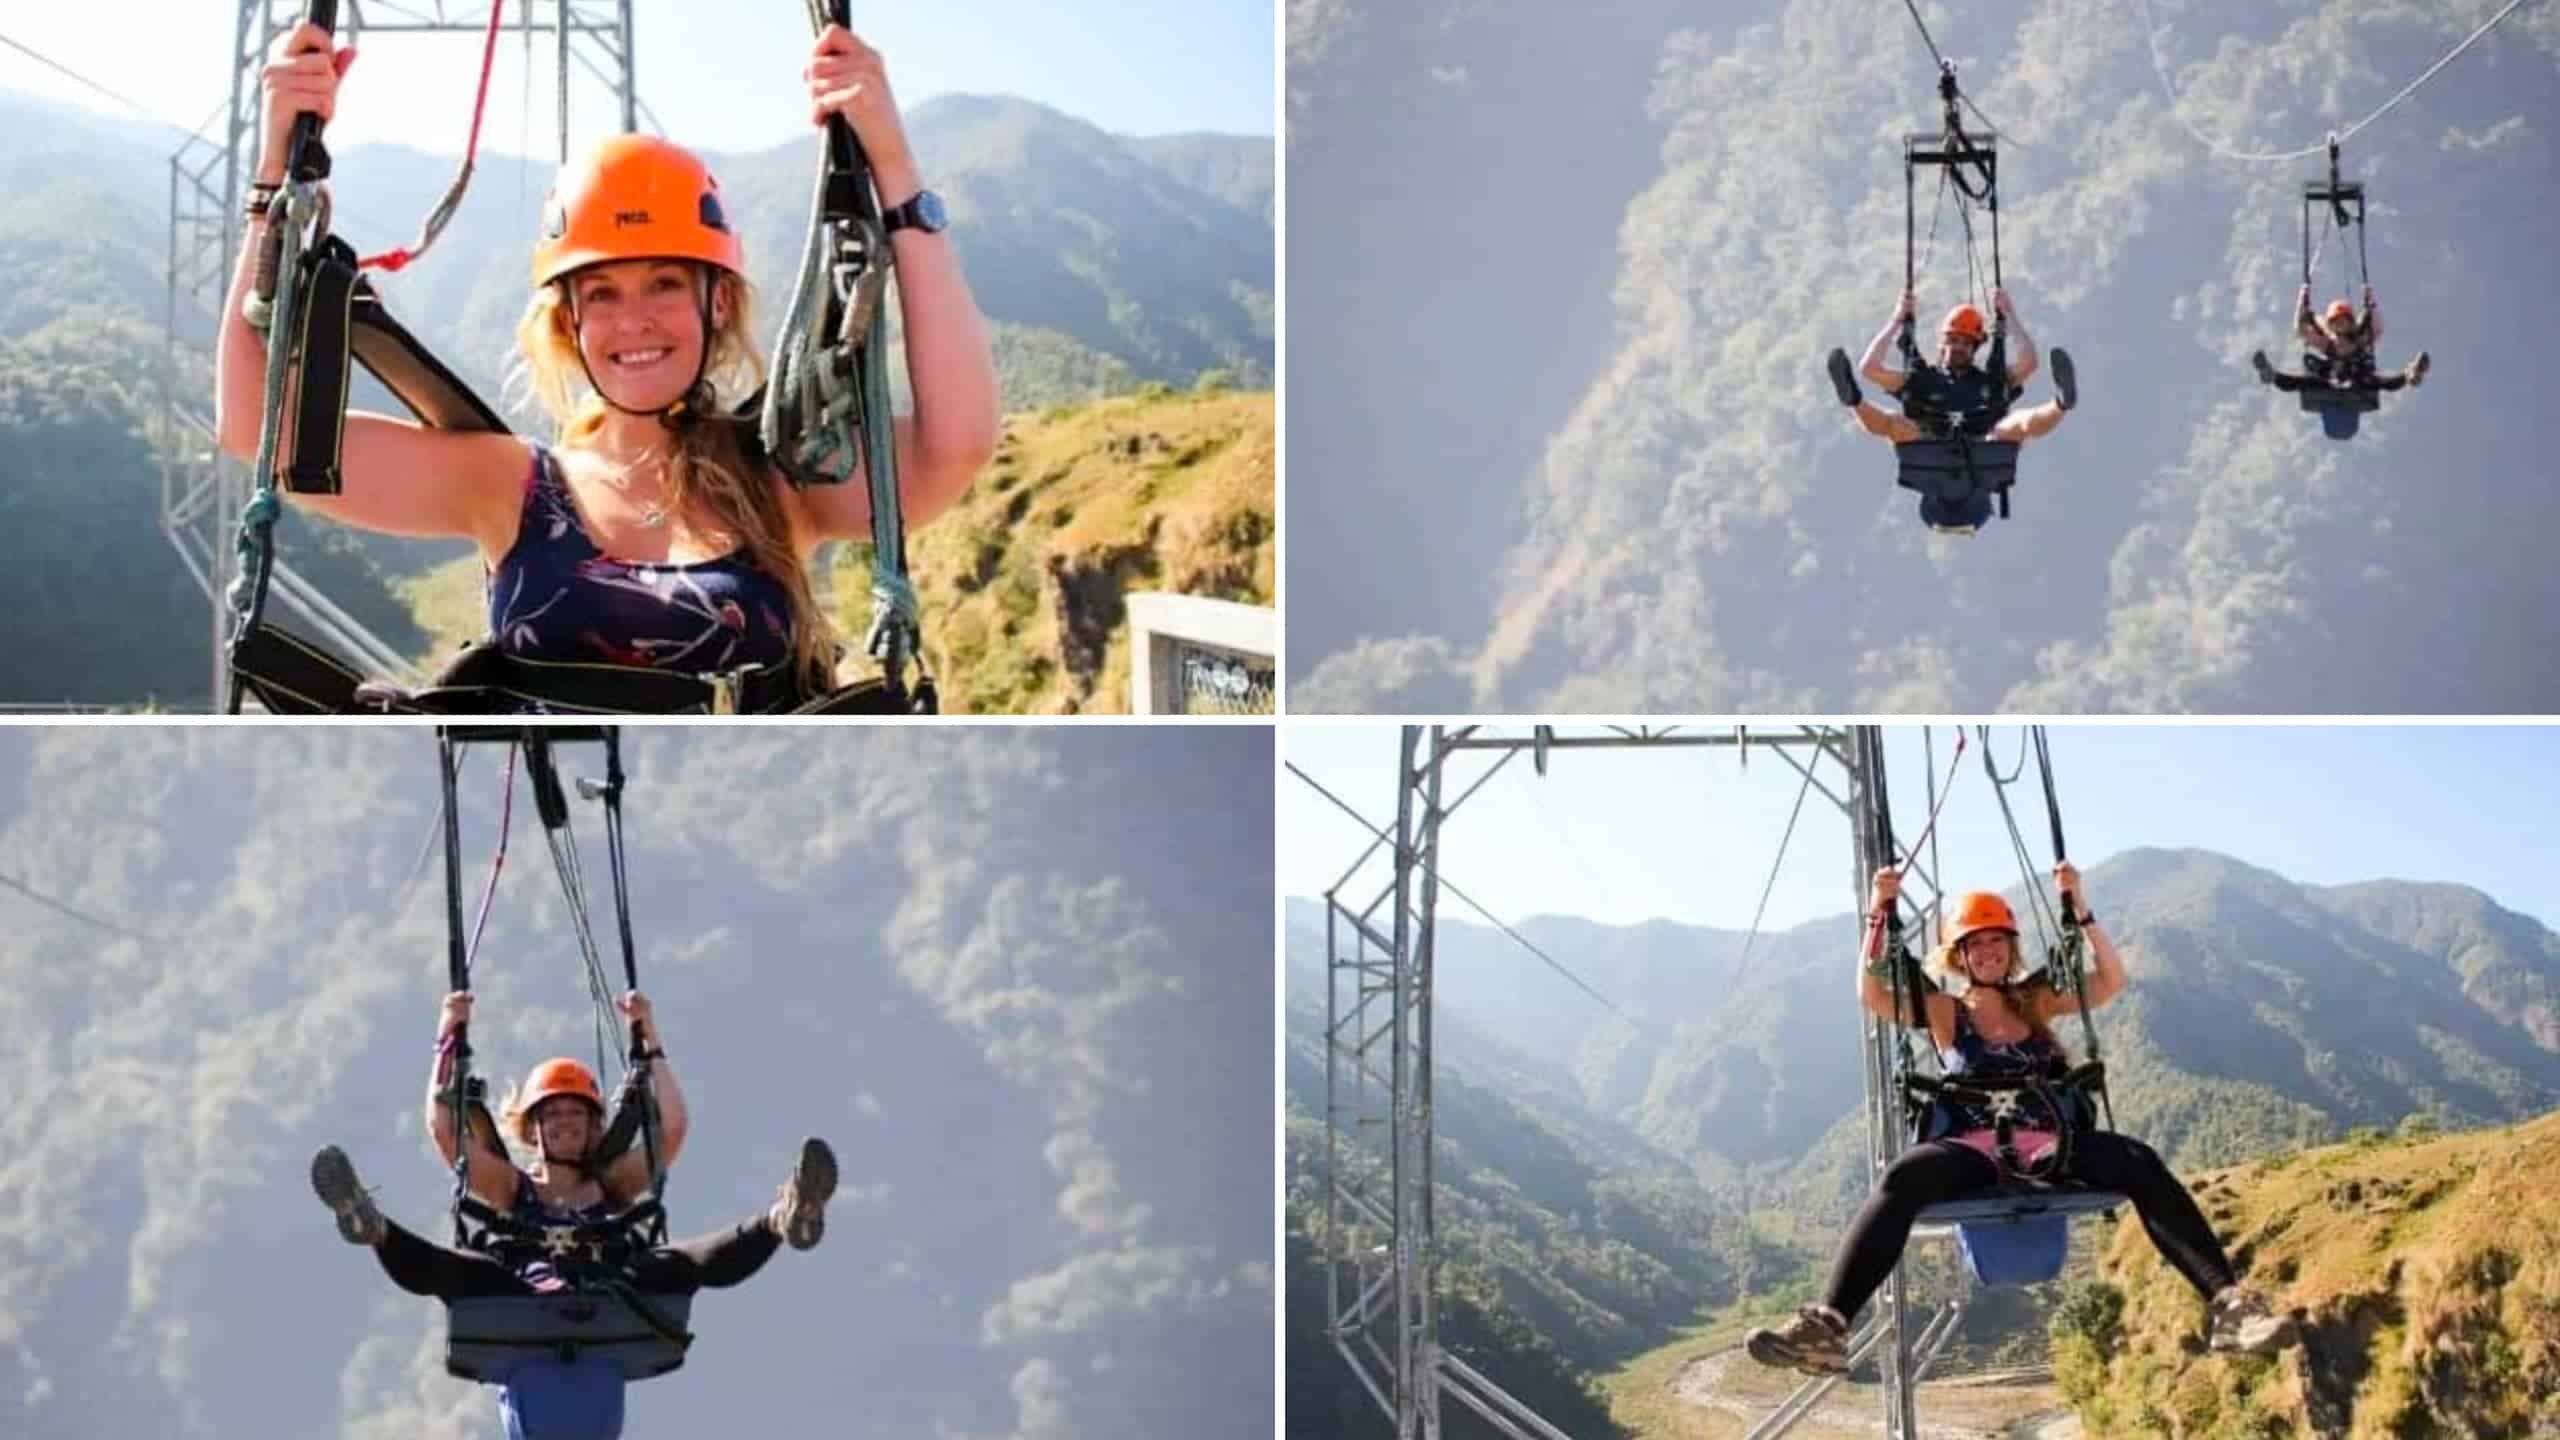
[216,20,999,707]
[2252,283,2429,395]
[310,990,837,1439]
[1824,287,2077,530]
[1746,863,2297,1377]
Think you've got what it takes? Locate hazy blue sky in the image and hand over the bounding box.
[2,1,1273,155]
[1284,724,2560,934]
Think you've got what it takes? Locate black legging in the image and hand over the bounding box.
[1821,1131,2235,1322]
[2268,351,2409,394]
[372,1214,783,1300]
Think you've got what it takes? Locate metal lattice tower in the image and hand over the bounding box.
[1320,724,1992,1440]
[161,2,638,708]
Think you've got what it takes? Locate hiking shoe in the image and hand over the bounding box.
[1826,348,1863,407]
[2250,349,2276,386]
[310,1145,386,1247]
[2051,346,2078,411]
[771,1137,838,1251]
[2406,350,2430,387]
[2208,1286,2298,1355]
[1745,1304,1850,1375]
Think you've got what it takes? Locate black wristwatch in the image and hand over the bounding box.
[882,189,948,236]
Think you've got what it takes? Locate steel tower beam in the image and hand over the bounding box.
[1323,725,1968,1440]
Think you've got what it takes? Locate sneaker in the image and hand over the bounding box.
[2406,351,2430,387]
[2250,350,2277,386]
[2050,346,2078,411]
[310,1145,386,1247]
[1745,1304,1850,1375]
[2208,1286,2298,1355]
[1826,348,1863,408]
[770,1137,838,1251]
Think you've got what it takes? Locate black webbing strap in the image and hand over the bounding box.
[228,623,916,714]
[1906,1060,2107,1183]
[284,237,361,494]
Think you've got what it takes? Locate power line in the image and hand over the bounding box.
[2135,0,2545,164]
[0,867,178,945]
[0,27,195,134]
[1285,758,1637,1026]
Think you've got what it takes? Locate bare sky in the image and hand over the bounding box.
[2,1,1275,158]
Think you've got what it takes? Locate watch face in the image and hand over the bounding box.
[914,190,948,232]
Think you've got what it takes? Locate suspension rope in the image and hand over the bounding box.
[462,743,519,973]
[1894,2,2032,153]
[2136,0,2544,164]
[1977,725,2062,953]
[1894,728,1969,882]
[1738,751,1820,972]
[533,768,623,1086]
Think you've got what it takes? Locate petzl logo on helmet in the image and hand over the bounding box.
[612,209,653,228]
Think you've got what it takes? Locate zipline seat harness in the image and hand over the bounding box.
[433,726,694,1381]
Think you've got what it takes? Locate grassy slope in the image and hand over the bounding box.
[393,384,1276,712]
[2062,1113,2560,1438]
[1600,1112,2560,1439]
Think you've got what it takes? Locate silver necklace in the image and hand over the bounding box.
[593,450,672,529]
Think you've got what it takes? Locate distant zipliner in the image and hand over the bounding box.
[1821,64,2078,535]
[2249,140,2429,440]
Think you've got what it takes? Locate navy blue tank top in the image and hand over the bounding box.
[506,1169,622,1294]
[1933,999,2070,1135]
[488,446,795,672]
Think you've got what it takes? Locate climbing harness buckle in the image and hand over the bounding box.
[708,668,745,716]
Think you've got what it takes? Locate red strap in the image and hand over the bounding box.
[358,2,507,271]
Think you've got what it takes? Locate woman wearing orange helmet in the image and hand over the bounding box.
[2252,283,2429,394]
[1746,862,2296,1377]
[216,21,999,704]
[309,990,837,1438]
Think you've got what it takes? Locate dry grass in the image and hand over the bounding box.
[2069,1112,2560,1437]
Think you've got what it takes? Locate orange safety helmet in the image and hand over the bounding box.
[516,1057,606,1123]
[2322,298,2358,329]
[1941,891,2019,947]
[1941,303,1988,342]
[531,134,744,290]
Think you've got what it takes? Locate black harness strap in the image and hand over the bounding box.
[231,624,918,714]
[1906,1061,2107,1184]
[284,239,360,494]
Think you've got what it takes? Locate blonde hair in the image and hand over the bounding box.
[512,266,840,693]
